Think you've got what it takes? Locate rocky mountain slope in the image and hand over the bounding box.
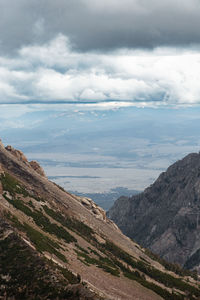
[108,152,200,274]
[0,141,200,299]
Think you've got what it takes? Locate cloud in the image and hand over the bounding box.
[0,34,200,106]
[1,0,200,54]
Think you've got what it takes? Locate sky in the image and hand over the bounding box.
[1,1,200,204]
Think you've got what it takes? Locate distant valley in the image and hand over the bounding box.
[69,187,139,211]
[48,176,139,210]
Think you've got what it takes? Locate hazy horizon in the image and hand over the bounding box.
[1,104,200,200]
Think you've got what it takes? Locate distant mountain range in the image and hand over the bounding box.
[0,140,199,299]
[108,152,200,273]
[69,187,139,211]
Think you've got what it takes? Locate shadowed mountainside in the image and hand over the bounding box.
[108,152,200,273]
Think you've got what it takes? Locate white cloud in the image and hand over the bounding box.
[79,89,106,101]
[0,34,200,106]
[0,81,17,99]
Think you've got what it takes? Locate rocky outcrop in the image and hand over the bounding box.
[0,139,4,148]
[77,196,106,221]
[5,145,46,177]
[108,152,200,271]
[5,145,29,165]
[29,160,46,177]
[76,195,121,231]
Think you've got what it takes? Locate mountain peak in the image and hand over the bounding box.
[108,151,200,272]
[4,144,46,178]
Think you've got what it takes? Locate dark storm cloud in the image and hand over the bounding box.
[1,0,200,54]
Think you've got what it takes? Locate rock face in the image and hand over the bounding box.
[0,139,4,148]
[108,152,200,271]
[29,160,46,177]
[77,196,107,220]
[5,145,29,165]
[5,145,46,177]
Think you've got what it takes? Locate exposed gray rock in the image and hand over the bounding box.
[5,144,46,178]
[108,152,200,270]
[29,160,46,177]
[5,145,29,165]
[0,139,4,148]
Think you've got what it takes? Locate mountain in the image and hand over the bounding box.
[108,152,200,273]
[0,140,200,299]
[68,187,139,211]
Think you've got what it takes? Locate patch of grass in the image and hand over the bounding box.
[23,223,67,263]
[139,256,151,264]
[5,212,24,231]
[138,279,184,300]
[1,173,29,197]
[0,229,82,299]
[75,249,120,277]
[75,250,98,264]
[75,243,89,254]
[43,205,95,242]
[6,212,67,263]
[77,257,90,266]
[98,264,120,277]
[32,195,45,202]
[145,248,198,280]
[123,268,185,299]
[58,266,80,284]
[32,210,76,244]
[88,247,101,257]
[1,172,46,203]
[98,240,200,298]
[28,200,35,209]
[110,257,183,300]
[4,194,33,214]
[5,197,76,244]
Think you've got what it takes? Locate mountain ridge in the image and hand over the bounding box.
[108,151,200,273]
[0,140,200,299]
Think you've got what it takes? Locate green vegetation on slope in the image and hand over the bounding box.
[43,205,95,241]
[98,241,200,299]
[1,172,29,197]
[4,195,76,244]
[1,172,200,299]
[145,248,198,280]
[6,213,67,263]
[75,247,120,277]
[1,172,45,202]
[0,226,81,299]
